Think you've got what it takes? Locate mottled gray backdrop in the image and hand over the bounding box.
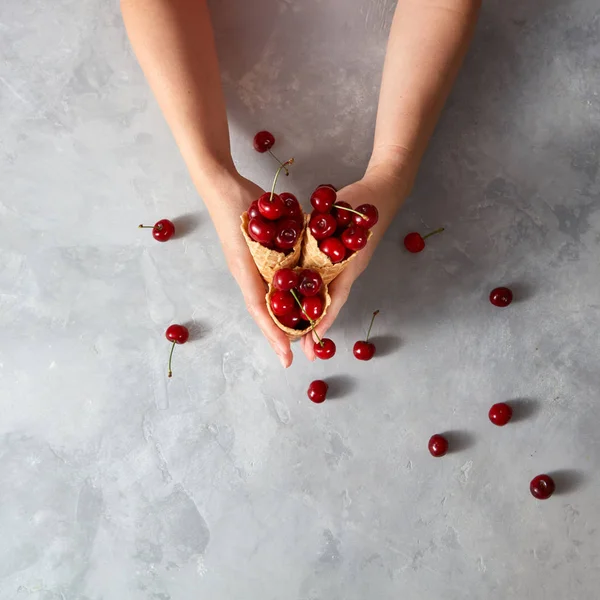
[1,0,599,598]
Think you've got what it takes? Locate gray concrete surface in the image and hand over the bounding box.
[1,0,599,598]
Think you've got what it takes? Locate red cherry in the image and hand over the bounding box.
[530,474,556,500]
[307,379,328,403]
[309,212,337,241]
[404,228,444,253]
[273,268,300,291]
[138,219,175,242]
[353,204,379,229]
[318,183,338,192]
[319,237,346,263]
[314,338,336,360]
[310,186,337,213]
[253,130,275,153]
[270,290,295,317]
[428,434,448,457]
[280,192,303,222]
[257,192,285,220]
[489,402,513,426]
[248,200,261,220]
[341,225,369,251]
[490,287,513,308]
[274,219,301,251]
[248,216,276,245]
[353,310,379,361]
[332,201,353,227]
[165,324,189,378]
[301,296,324,321]
[298,269,323,297]
[278,307,302,329]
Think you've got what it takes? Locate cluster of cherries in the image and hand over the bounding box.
[309,186,379,264]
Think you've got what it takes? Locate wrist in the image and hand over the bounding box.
[365,144,415,196]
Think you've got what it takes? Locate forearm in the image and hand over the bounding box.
[368,0,481,197]
[121,0,236,198]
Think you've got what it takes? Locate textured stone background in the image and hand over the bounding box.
[1,0,599,598]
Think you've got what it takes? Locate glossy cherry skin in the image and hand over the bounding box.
[274,219,301,251]
[253,130,275,152]
[341,225,369,251]
[332,201,352,227]
[280,192,303,222]
[490,287,513,308]
[273,268,299,291]
[152,219,175,242]
[489,402,513,426]
[270,290,295,317]
[298,269,323,297]
[309,212,337,240]
[314,338,336,360]
[318,183,337,192]
[277,307,302,329]
[310,186,337,213]
[404,232,425,253]
[319,237,346,263]
[530,474,556,500]
[165,324,189,344]
[353,340,375,361]
[302,295,324,320]
[257,192,286,220]
[428,434,448,457]
[248,200,261,220]
[307,380,328,403]
[248,216,276,244]
[353,204,379,229]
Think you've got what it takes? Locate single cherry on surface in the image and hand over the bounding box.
[428,434,449,457]
[490,287,513,308]
[353,204,379,229]
[253,130,275,153]
[302,295,324,321]
[530,474,556,500]
[248,216,276,244]
[138,219,175,242]
[404,228,445,253]
[309,212,337,241]
[298,269,323,297]
[341,224,369,251]
[319,237,346,264]
[274,219,301,251]
[273,268,299,291]
[353,310,379,361]
[314,338,336,360]
[310,186,337,213]
[270,290,296,317]
[165,324,189,378]
[307,379,328,403]
[489,402,513,426]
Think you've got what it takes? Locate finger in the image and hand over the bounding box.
[246,298,293,368]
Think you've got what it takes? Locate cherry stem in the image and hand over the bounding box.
[422,227,445,240]
[365,310,380,343]
[334,204,367,220]
[138,224,162,231]
[167,341,176,378]
[290,289,323,345]
[268,150,289,175]
[269,158,295,202]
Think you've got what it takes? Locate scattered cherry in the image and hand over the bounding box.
[353,310,379,361]
[428,434,448,457]
[270,290,295,317]
[248,216,276,244]
[404,228,445,253]
[274,219,301,251]
[273,268,299,291]
[298,269,323,297]
[319,237,346,263]
[489,287,513,308]
[138,219,175,242]
[332,201,353,227]
[314,338,336,360]
[530,474,556,500]
[341,224,369,251]
[253,130,275,153]
[309,212,337,241]
[257,191,285,220]
[301,295,324,321]
[489,402,513,426]
[165,324,189,378]
[353,204,379,229]
[310,186,337,213]
[307,380,328,403]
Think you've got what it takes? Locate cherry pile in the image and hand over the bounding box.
[309,185,379,264]
[271,268,324,330]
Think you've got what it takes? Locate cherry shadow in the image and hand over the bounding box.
[509,398,541,423]
[441,430,477,454]
[326,375,357,400]
[181,321,204,342]
[506,281,536,304]
[172,212,203,239]
[548,469,587,496]
[369,335,402,358]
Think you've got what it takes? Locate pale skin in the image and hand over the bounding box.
[121,0,481,366]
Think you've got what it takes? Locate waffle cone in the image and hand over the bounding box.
[266,269,331,340]
[240,213,307,283]
[300,226,372,285]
